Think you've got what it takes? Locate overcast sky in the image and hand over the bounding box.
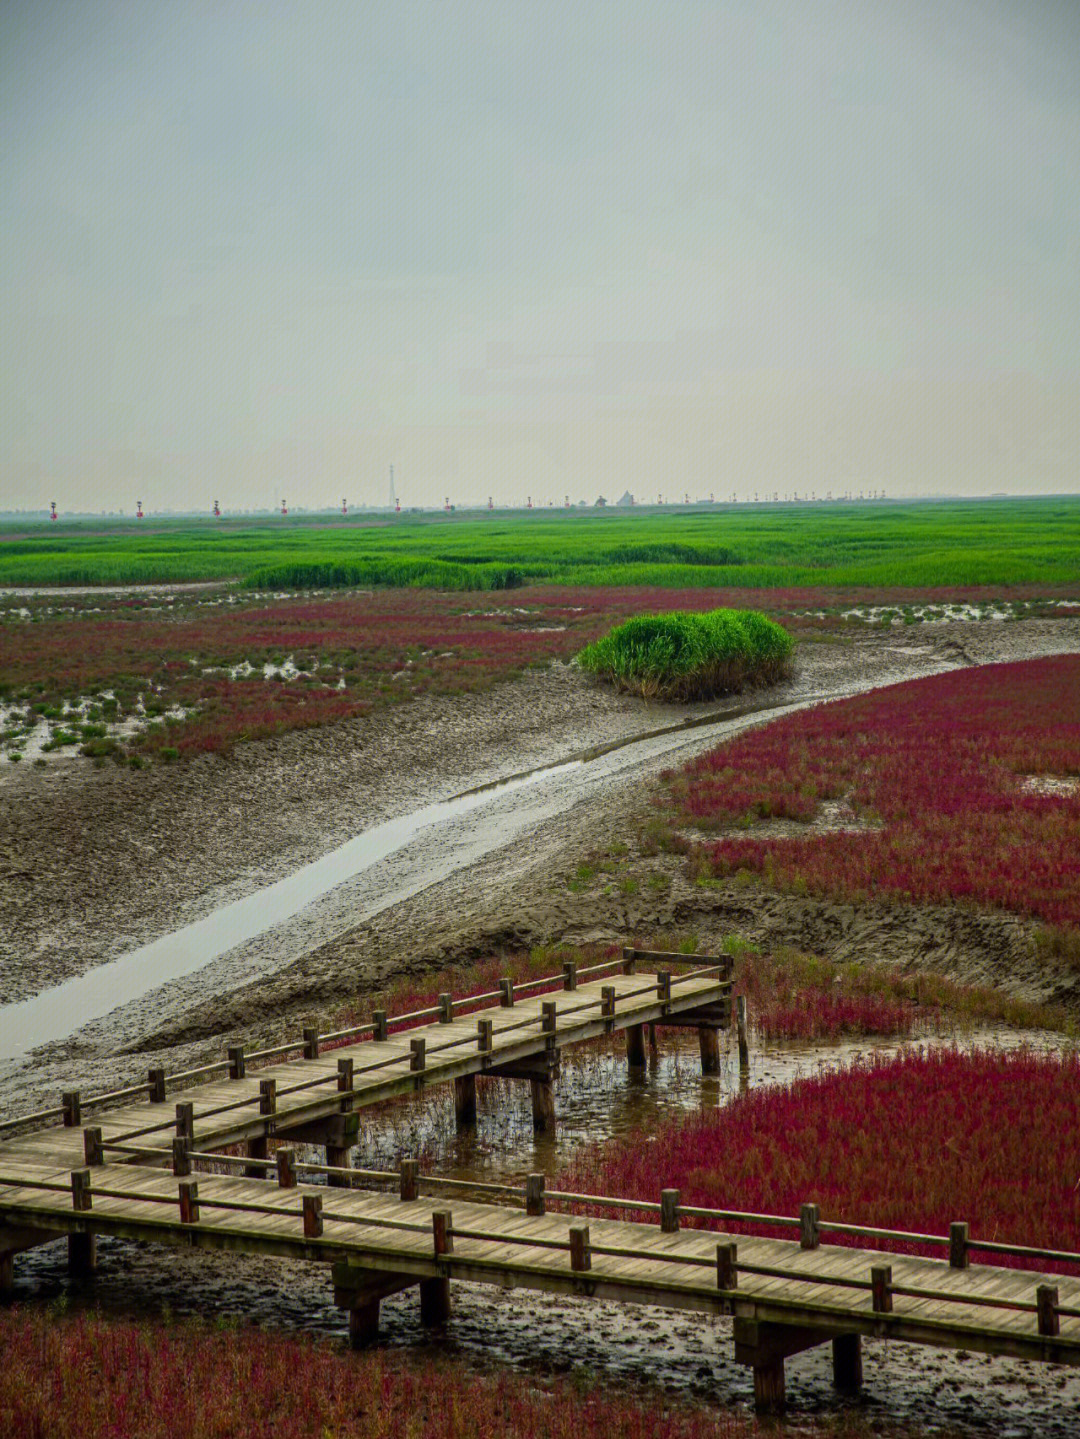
[2,0,1077,512]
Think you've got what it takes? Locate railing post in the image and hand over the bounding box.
[660,1189,680,1234]
[337,1057,354,1093]
[499,978,515,1008]
[82,1127,103,1167]
[259,1078,276,1116]
[525,1173,545,1216]
[657,971,672,1004]
[569,1224,591,1272]
[178,1180,199,1224]
[303,1194,323,1239]
[148,1067,167,1102]
[71,1169,92,1212]
[601,985,616,1019]
[541,1001,558,1035]
[800,1203,820,1250]
[302,1025,320,1060]
[172,1137,191,1176]
[622,946,636,975]
[432,1209,453,1259]
[716,1242,738,1290]
[62,1091,81,1128]
[410,1037,426,1073]
[373,1009,388,1042]
[438,993,454,1023]
[949,1221,969,1269]
[477,1018,493,1054]
[1037,1285,1060,1337]
[227,1045,246,1080]
[871,1264,893,1314]
[276,1148,297,1188]
[562,961,577,991]
[175,1101,194,1143]
[736,994,749,1074]
[400,1158,419,1202]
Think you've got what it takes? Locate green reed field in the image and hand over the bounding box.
[1,497,1078,590]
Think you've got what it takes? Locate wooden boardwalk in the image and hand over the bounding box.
[2,947,1077,1412]
[0,951,729,1174]
[1,1150,1078,1410]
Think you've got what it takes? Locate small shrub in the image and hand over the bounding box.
[578,608,793,700]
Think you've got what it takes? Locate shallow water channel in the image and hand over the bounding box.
[0,691,837,1059]
[12,1025,1078,1435]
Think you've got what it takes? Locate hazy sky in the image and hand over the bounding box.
[2,0,1078,512]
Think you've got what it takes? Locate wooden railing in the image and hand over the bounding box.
[0,1158,1076,1339]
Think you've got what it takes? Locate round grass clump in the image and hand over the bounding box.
[577,607,793,701]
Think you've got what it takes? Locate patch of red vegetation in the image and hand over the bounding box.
[564,1047,1080,1272]
[0,1309,750,1439]
[668,657,1080,933]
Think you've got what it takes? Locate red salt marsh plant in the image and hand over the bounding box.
[0,1308,754,1439]
[665,657,1080,940]
[563,1047,1080,1273]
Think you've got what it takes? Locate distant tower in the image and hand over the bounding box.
[136,499,144,519]
[342,497,348,516]
[213,499,221,518]
[50,500,57,522]
[388,466,396,510]
[281,498,288,516]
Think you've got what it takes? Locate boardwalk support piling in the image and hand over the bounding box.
[736,995,749,1074]
[531,1074,556,1133]
[698,1026,721,1073]
[67,1231,96,1278]
[244,1134,268,1179]
[832,1333,862,1393]
[454,1074,477,1128]
[626,1024,646,1070]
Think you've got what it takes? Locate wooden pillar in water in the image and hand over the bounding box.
[327,1143,352,1186]
[67,1232,96,1278]
[698,1026,721,1074]
[454,1074,477,1128]
[625,1023,646,1070]
[531,1076,556,1132]
[832,1333,862,1394]
[244,1134,268,1179]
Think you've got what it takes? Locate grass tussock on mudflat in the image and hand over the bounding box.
[578,609,793,701]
